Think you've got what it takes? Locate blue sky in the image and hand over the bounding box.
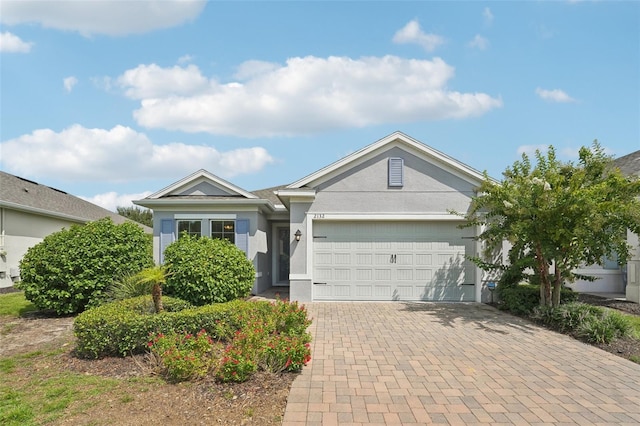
[1,1,638,211]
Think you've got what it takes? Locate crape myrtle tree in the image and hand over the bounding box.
[459,141,640,307]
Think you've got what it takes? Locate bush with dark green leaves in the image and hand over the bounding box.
[163,235,255,305]
[497,284,577,315]
[17,218,153,315]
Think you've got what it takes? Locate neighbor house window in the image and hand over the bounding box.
[211,220,235,243]
[602,252,619,270]
[177,220,201,238]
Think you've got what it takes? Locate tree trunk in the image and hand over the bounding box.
[535,245,551,306]
[152,283,163,313]
[551,266,563,307]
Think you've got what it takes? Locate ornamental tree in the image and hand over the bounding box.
[460,142,640,307]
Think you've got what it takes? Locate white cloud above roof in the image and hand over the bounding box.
[535,87,576,103]
[0,0,206,37]
[79,191,153,212]
[0,31,33,52]
[392,20,445,52]
[120,56,502,137]
[0,124,274,182]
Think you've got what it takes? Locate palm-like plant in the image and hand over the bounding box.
[136,266,170,313]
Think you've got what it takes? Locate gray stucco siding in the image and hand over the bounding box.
[311,148,476,214]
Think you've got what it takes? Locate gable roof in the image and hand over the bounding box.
[146,169,259,200]
[287,131,489,189]
[614,150,640,177]
[0,171,148,230]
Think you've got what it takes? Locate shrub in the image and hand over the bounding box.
[532,302,602,332]
[163,235,255,305]
[17,218,153,315]
[148,329,220,382]
[73,297,311,360]
[497,284,578,315]
[107,271,154,301]
[577,310,632,344]
[532,302,632,344]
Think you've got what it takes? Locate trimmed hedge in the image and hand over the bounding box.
[497,284,578,315]
[163,235,255,305]
[74,296,310,359]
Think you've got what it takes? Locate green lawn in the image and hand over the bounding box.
[0,292,37,317]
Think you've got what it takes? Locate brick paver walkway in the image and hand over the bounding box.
[282,302,640,425]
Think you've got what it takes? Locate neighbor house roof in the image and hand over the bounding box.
[0,171,150,231]
[614,150,640,177]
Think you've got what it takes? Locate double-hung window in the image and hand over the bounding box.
[211,220,235,243]
[177,220,201,238]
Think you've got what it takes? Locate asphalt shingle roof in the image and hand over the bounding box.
[614,150,640,177]
[0,171,150,231]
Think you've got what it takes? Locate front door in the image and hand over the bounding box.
[276,227,290,285]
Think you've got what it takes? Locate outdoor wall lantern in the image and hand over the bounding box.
[294,229,302,242]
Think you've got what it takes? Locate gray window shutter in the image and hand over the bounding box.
[235,219,249,258]
[159,219,175,264]
[388,157,404,187]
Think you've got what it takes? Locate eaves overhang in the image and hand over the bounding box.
[0,200,89,224]
[274,189,317,209]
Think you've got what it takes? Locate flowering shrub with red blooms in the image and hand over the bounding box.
[143,299,313,383]
[259,334,312,373]
[217,345,257,382]
[149,329,219,382]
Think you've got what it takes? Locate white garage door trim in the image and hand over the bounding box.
[312,221,476,301]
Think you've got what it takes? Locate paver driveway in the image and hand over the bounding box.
[282,302,640,425]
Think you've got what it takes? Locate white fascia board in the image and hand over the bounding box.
[134,198,271,209]
[0,201,88,224]
[307,212,467,221]
[275,189,317,199]
[274,189,316,209]
[146,169,258,199]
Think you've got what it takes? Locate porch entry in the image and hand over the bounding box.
[276,227,290,285]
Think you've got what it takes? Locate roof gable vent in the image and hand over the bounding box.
[388,157,404,187]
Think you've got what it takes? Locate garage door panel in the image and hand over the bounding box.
[313,221,475,301]
[355,285,372,297]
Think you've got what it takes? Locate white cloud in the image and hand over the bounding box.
[117,63,209,99]
[177,54,194,64]
[468,34,489,50]
[0,0,206,37]
[392,20,445,52]
[120,56,502,137]
[483,7,494,26]
[0,124,275,182]
[535,87,576,103]
[80,191,153,212]
[0,31,33,52]
[63,76,78,92]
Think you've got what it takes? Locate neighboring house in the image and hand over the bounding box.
[135,132,490,303]
[617,150,640,303]
[568,150,640,301]
[0,171,151,290]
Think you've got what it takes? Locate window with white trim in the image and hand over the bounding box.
[211,220,235,243]
[177,220,201,238]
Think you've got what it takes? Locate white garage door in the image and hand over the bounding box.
[312,221,476,301]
